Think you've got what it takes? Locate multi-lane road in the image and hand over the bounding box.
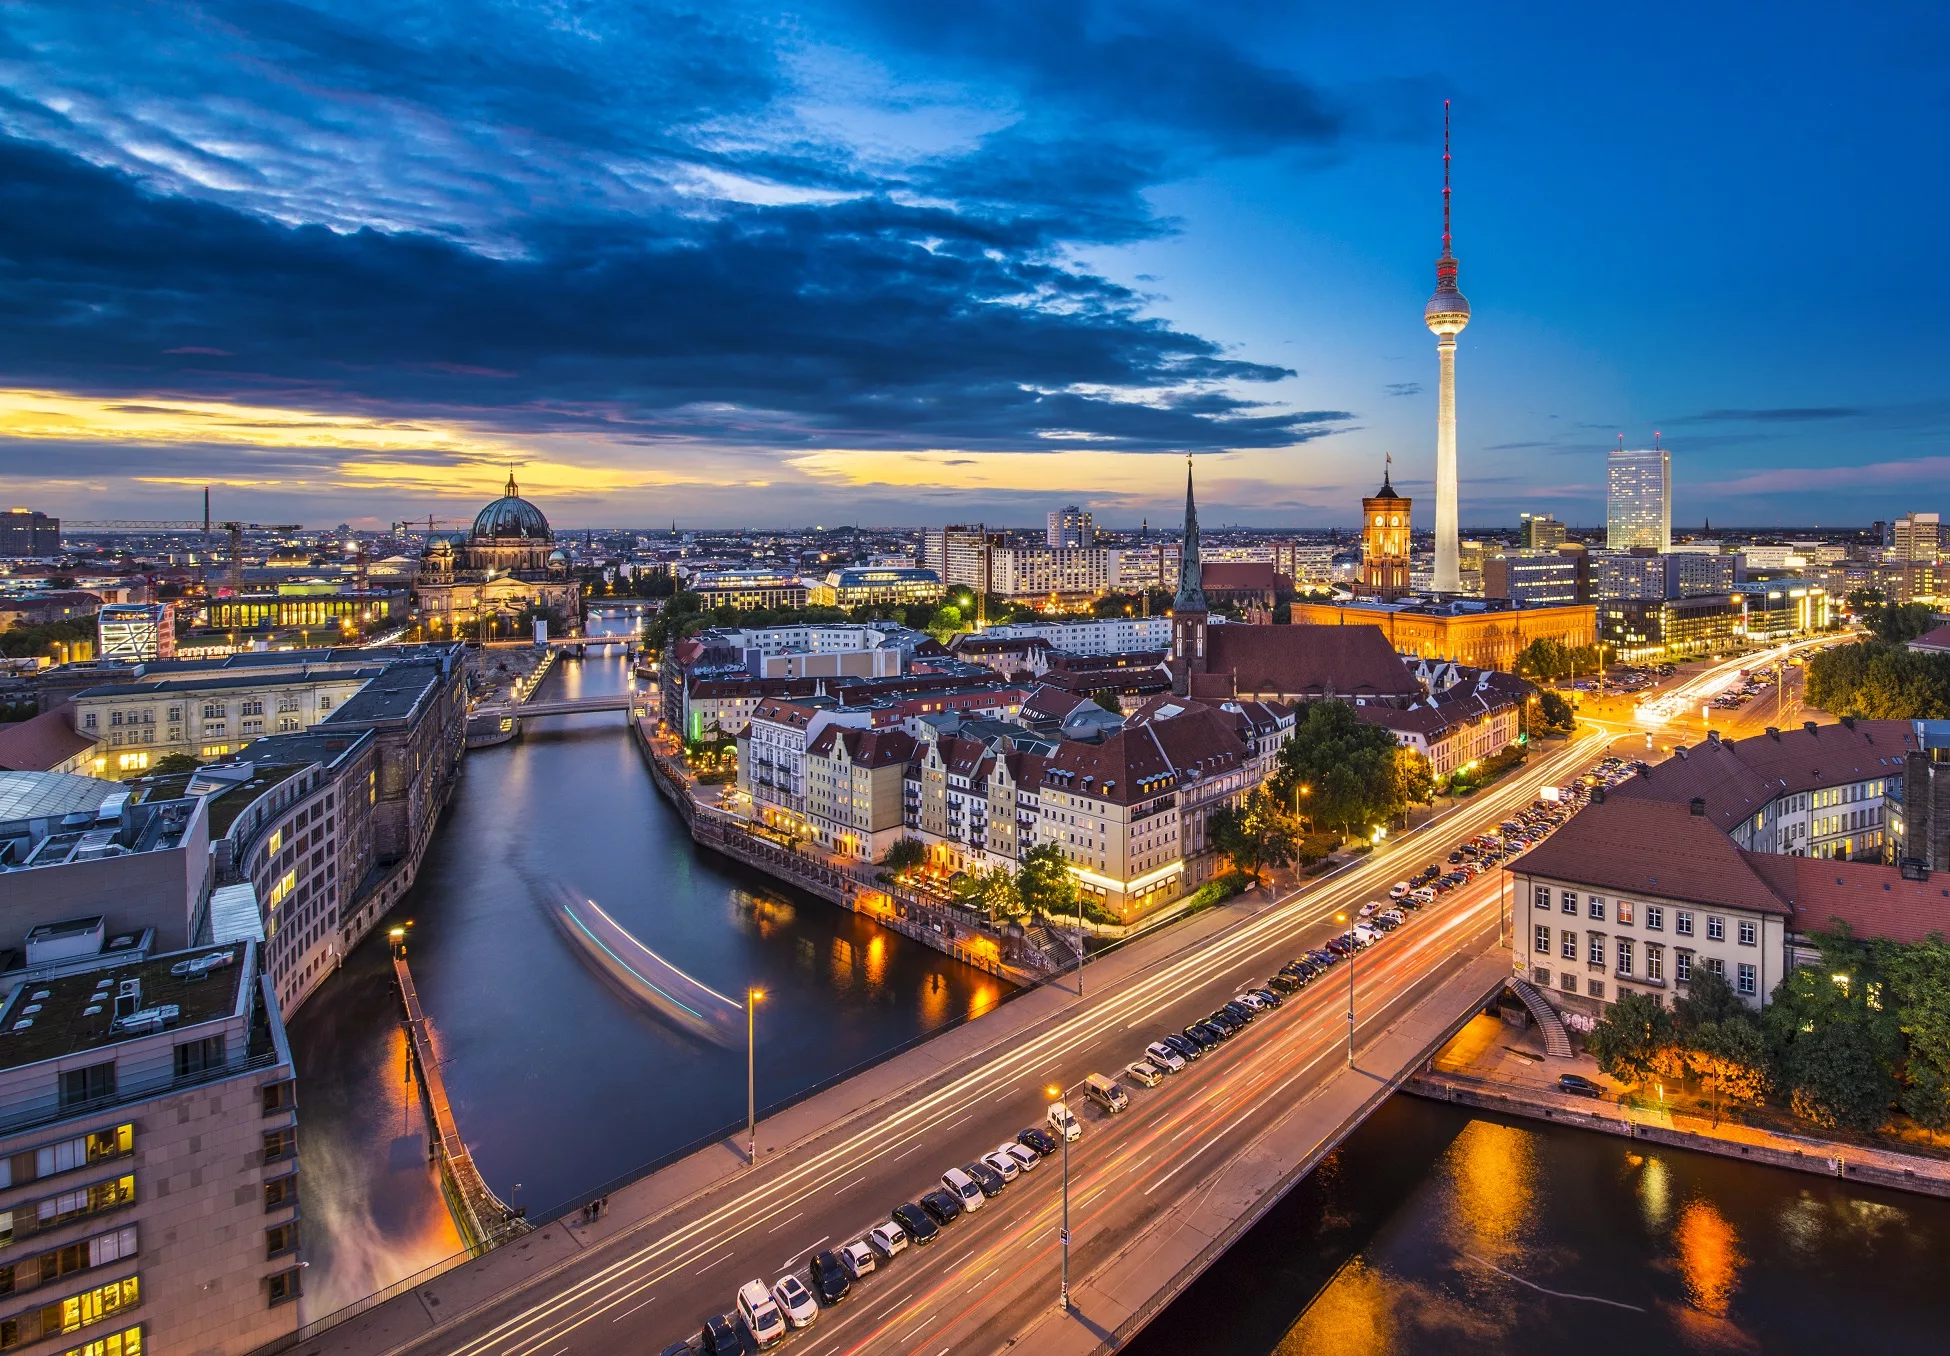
[312,731,1608,1356]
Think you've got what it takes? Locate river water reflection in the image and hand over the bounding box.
[1128,1095,1950,1355]
[289,629,1005,1318]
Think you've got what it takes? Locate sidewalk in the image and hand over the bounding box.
[1409,1015,1950,1201]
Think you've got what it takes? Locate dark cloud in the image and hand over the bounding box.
[1667,407,1865,424]
[1384,382,1422,397]
[0,136,1343,452]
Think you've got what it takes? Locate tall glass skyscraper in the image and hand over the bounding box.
[1607,446,1671,551]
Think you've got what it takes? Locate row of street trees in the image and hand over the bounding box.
[1587,927,1950,1132]
[883,839,1080,925]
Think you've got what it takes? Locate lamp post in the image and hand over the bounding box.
[1335,912,1354,1066]
[1046,1083,1070,1312]
[746,988,765,1167]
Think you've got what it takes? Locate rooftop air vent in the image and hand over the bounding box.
[11,1019,31,1031]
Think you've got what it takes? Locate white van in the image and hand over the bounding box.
[1084,1073,1130,1114]
[736,1279,786,1348]
[1046,1100,1082,1142]
[941,1166,986,1213]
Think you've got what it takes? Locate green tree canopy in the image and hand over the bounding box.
[1535,689,1576,734]
[1806,639,1950,720]
[1270,700,1414,835]
[1586,991,1676,1086]
[881,837,927,873]
[1763,945,1902,1131]
[1017,842,1080,921]
[1208,788,1299,885]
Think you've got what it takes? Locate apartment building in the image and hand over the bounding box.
[976,617,1173,656]
[984,546,1126,600]
[1512,795,1789,1017]
[1354,681,1521,780]
[0,939,302,1354]
[802,727,918,861]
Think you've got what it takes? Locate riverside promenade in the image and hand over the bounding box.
[1408,1012,1950,1201]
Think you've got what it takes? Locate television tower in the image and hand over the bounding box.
[1426,100,1471,594]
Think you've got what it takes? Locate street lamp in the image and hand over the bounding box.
[746,988,765,1167]
[1046,1083,1070,1312]
[1335,912,1354,1066]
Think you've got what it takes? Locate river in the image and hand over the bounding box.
[1128,1095,1949,1354]
[289,621,1005,1319]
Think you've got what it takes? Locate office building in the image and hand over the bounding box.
[1519,514,1566,549]
[0,937,302,1353]
[1598,594,1740,660]
[1046,506,1094,549]
[203,585,401,635]
[0,509,60,557]
[1733,582,1830,641]
[684,570,810,610]
[1357,469,1412,600]
[975,616,1173,656]
[806,567,942,609]
[982,546,1125,600]
[1481,550,1580,607]
[1592,550,1670,602]
[1607,445,1672,551]
[96,605,175,664]
[1892,512,1945,566]
[69,666,379,776]
[921,526,992,593]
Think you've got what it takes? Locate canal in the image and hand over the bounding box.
[289,623,1006,1319]
[1128,1094,1950,1354]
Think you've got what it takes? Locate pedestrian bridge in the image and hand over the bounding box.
[477,693,637,717]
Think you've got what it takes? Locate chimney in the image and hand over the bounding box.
[1766,727,1780,740]
[1689,797,1707,816]
[1804,721,1818,735]
[1707,729,1721,745]
[1635,762,1651,777]
[1842,716,1856,730]
[1591,785,1606,804]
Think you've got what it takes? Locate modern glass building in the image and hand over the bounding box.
[1606,446,1671,551]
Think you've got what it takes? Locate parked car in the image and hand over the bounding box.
[982,1148,1021,1182]
[891,1202,938,1245]
[1182,1023,1221,1051]
[1162,1032,1203,1062]
[1268,972,1302,994]
[737,1280,786,1348]
[1389,881,1411,900]
[1084,1072,1130,1113]
[1145,1040,1187,1071]
[771,1274,818,1329]
[704,1313,748,1356]
[840,1240,877,1279]
[867,1220,908,1259]
[1248,986,1283,1008]
[941,1167,986,1213]
[920,1188,964,1226]
[1125,1059,1164,1088]
[808,1250,851,1306]
[964,1159,1007,1198]
[1047,1100,1082,1142]
[1017,1126,1057,1157]
[1234,991,1270,1012]
[1003,1140,1040,1172]
[1558,1073,1607,1099]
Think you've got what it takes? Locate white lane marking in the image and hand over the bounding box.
[766,1211,803,1234]
[608,1290,656,1323]
[872,1289,915,1319]
[780,1235,829,1271]
[900,1313,939,1341]
[692,1248,733,1275]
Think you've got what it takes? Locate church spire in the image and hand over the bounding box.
[1174,455,1206,612]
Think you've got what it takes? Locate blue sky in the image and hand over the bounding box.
[0,1,1941,530]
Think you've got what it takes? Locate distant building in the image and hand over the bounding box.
[1892,512,1945,566]
[1357,470,1412,600]
[1733,581,1829,640]
[807,567,942,609]
[0,508,60,556]
[983,546,1125,600]
[1046,505,1094,549]
[1598,594,1741,660]
[1354,673,1522,781]
[685,570,810,610]
[1291,596,1596,673]
[1519,513,1566,549]
[1481,550,1580,607]
[920,525,992,592]
[977,616,1173,656]
[1592,550,1669,601]
[412,475,580,635]
[1606,445,1671,551]
[97,603,175,663]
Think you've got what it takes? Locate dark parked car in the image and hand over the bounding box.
[920,1188,964,1226]
[702,1314,746,1356]
[1198,1017,1236,1042]
[809,1249,851,1305]
[1558,1073,1607,1099]
[965,1160,1006,1198]
[1017,1125,1058,1156]
[1325,936,1353,956]
[1268,973,1302,994]
[1249,987,1283,1008]
[892,1201,940,1244]
[1161,1032,1202,1062]
[1221,1000,1257,1023]
[660,1344,696,1356]
[1182,1023,1220,1051]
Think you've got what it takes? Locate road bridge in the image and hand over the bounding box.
[294,733,1603,1356]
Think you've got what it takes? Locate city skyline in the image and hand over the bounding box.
[0,3,1942,530]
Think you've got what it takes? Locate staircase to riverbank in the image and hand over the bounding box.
[1510,978,1573,1057]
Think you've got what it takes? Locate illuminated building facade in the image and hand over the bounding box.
[412,475,580,635]
[1358,467,1412,599]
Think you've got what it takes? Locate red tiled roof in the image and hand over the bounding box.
[0,707,93,772]
[1608,720,1915,833]
[1910,623,1950,654]
[1513,797,1793,916]
[1199,562,1279,591]
[1745,854,1950,944]
[1202,623,1418,702]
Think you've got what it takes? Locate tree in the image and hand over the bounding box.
[881,837,927,874]
[1875,934,1950,1128]
[1271,700,1411,837]
[1868,600,1937,645]
[1090,689,1121,714]
[1673,967,1749,1035]
[1393,748,1435,810]
[1688,1020,1771,1127]
[1763,951,1902,1131]
[1016,842,1080,922]
[1535,689,1576,734]
[956,866,1023,922]
[1208,789,1299,885]
[151,752,201,775]
[1586,991,1676,1086]
[1806,640,1950,720]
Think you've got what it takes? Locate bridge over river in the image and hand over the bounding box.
[291,733,1600,1356]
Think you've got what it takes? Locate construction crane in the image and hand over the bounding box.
[66,516,303,595]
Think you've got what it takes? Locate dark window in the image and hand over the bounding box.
[267,1267,303,1306]
[59,1064,114,1108]
[266,1221,300,1259]
[173,1035,226,1080]
[262,1128,296,1164]
[264,1175,297,1211]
